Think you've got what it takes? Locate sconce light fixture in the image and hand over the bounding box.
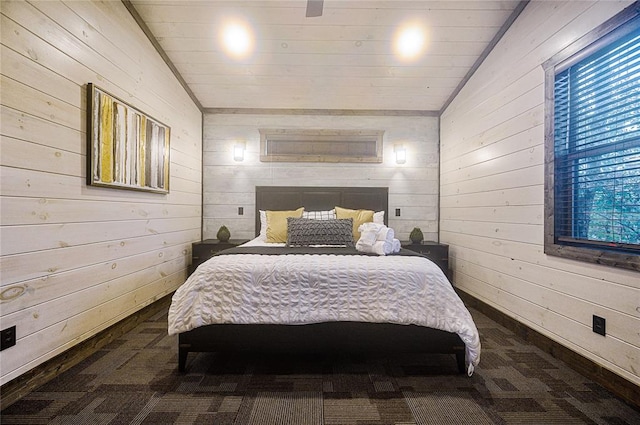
[233,142,245,162]
[394,144,407,164]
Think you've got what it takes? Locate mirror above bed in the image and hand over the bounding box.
[259,129,384,163]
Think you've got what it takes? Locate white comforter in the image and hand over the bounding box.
[168,249,481,374]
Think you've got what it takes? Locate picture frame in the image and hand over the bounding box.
[87,83,170,194]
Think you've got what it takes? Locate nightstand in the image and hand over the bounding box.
[401,241,452,280]
[189,239,249,276]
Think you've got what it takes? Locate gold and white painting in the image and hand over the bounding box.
[87,83,170,193]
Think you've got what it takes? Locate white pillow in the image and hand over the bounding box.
[259,210,267,240]
[374,211,385,224]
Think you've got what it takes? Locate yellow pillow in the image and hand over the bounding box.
[335,206,374,241]
[266,207,304,243]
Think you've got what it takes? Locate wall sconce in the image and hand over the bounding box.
[394,144,407,164]
[233,142,245,162]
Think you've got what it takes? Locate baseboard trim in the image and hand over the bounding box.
[457,289,640,410]
[0,294,173,410]
[3,291,637,411]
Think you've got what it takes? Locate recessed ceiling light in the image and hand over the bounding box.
[395,24,426,60]
[221,21,253,58]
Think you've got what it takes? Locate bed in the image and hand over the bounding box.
[169,186,480,375]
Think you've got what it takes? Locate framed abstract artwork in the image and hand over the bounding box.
[87,83,170,194]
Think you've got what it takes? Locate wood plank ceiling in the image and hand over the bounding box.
[128,0,523,112]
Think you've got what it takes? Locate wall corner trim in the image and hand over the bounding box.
[439,0,530,116]
[121,0,203,112]
[203,108,439,117]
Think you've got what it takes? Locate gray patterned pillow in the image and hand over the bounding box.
[287,217,354,247]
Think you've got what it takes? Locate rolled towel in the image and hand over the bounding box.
[376,226,395,243]
[371,240,393,256]
[392,238,401,253]
[356,239,392,255]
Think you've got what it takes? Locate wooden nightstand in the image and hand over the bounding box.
[189,239,249,276]
[401,241,452,280]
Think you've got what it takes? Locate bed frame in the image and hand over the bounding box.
[178,186,466,373]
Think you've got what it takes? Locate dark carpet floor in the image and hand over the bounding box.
[2,307,639,424]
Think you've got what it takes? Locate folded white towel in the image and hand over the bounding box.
[359,222,385,234]
[356,224,398,255]
[356,238,370,252]
[357,228,378,247]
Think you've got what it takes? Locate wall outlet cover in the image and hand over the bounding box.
[592,315,606,336]
[1,326,16,351]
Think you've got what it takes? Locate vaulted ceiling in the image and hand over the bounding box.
[128,0,524,112]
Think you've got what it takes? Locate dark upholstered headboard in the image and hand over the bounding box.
[255,186,389,237]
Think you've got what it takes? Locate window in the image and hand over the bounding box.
[543,4,640,271]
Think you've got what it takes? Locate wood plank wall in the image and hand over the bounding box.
[0,0,202,385]
[203,113,439,241]
[440,0,640,387]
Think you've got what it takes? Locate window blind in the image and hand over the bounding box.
[553,25,640,248]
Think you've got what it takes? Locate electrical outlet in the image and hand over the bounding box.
[0,326,16,351]
[592,315,606,336]
[238,207,244,216]
[395,208,401,217]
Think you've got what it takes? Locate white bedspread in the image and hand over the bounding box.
[168,250,481,374]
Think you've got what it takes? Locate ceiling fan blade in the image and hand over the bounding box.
[305,0,323,17]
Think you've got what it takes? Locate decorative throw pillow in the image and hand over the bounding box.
[335,206,375,241]
[287,217,354,247]
[266,207,304,243]
[302,209,337,220]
